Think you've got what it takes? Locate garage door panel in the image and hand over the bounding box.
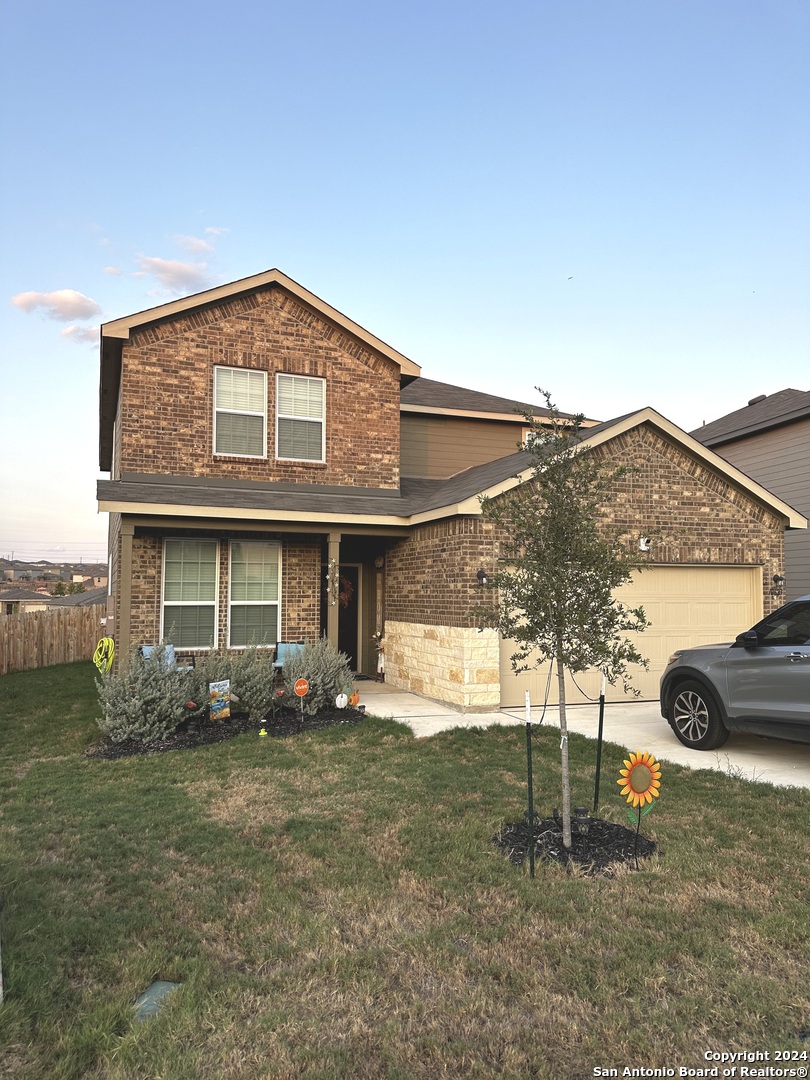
[499,566,761,706]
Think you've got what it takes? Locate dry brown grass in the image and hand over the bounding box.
[1,664,807,1080]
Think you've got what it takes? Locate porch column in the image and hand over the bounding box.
[325,532,341,649]
[119,520,134,667]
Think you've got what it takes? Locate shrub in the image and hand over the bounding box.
[279,637,354,716]
[185,646,277,720]
[95,643,194,744]
[226,646,278,719]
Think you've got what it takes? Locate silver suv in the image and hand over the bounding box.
[660,595,810,750]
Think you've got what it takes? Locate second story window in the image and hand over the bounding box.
[276,374,325,462]
[214,367,267,457]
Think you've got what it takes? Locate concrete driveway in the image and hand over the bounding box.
[359,682,810,791]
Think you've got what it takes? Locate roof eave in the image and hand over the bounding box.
[694,406,810,448]
[577,408,807,529]
[100,268,421,377]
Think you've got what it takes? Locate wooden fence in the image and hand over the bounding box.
[0,605,107,676]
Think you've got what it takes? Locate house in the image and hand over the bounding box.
[1,588,56,616]
[97,269,806,709]
[691,390,810,600]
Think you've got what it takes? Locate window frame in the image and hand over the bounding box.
[161,538,220,650]
[227,540,281,649]
[213,366,268,459]
[275,373,326,463]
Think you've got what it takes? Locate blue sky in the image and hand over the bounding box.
[2,0,807,562]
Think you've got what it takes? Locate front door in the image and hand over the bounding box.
[337,564,361,671]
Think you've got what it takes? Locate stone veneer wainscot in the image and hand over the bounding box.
[385,621,501,711]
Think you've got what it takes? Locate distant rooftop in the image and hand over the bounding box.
[691,389,810,447]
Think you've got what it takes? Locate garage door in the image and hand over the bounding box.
[499,565,762,707]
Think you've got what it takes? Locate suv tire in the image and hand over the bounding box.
[667,680,730,750]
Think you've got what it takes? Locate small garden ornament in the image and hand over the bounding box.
[617,750,662,869]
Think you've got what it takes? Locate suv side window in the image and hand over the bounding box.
[756,601,810,647]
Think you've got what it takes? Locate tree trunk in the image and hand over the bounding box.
[556,647,572,849]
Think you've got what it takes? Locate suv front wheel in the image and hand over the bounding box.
[667,680,730,750]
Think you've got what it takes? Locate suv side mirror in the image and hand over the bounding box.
[736,629,759,648]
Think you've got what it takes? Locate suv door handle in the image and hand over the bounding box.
[786,652,810,662]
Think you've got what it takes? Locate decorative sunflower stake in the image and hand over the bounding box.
[617,750,662,869]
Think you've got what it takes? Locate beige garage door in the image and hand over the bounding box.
[499,565,762,707]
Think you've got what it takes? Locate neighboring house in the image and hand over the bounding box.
[1,588,56,616]
[691,390,810,601]
[97,269,806,708]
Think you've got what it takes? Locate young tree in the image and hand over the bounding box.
[476,391,649,849]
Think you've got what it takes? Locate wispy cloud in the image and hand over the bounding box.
[174,234,214,254]
[136,255,213,295]
[60,324,99,344]
[103,265,123,276]
[11,288,102,321]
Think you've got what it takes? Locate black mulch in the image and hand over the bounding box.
[493,815,658,876]
[85,706,367,760]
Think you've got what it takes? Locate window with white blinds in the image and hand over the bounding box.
[214,367,267,457]
[276,374,325,461]
[229,541,280,647]
[162,539,219,648]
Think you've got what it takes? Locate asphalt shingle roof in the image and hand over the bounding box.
[400,377,576,419]
[691,389,810,446]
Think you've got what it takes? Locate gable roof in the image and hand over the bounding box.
[97,407,807,531]
[400,377,595,424]
[49,586,108,607]
[99,269,421,471]
[403,407,807,528]
[691,389,810,447]
[0,588,55,604]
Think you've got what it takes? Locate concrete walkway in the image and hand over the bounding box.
[358,680,810,790]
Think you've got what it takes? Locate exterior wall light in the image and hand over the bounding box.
[476,569,490,586]
[638,536,651,552]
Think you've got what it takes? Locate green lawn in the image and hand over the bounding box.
[0,663,808,1079]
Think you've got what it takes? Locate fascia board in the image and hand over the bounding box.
[101,268,421,377]
[400,404,530,423]
[408,474,531,524]
[400,403,602,427]
[97,498,414,528]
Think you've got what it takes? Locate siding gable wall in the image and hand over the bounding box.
[704,417,810,598]
[401,414,526,479]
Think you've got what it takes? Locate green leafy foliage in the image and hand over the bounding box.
[278,636,354,716]
[476,390,649,688]
[476,390,651,848]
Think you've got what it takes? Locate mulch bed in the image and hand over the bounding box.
[492,815,658,876]
[85,706,367,760]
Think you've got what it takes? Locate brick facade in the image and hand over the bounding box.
[380,424,787,709]
[590,426,785,616]
[385,518,501,627]
[117,286,401,490]
[123,531,322,652]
